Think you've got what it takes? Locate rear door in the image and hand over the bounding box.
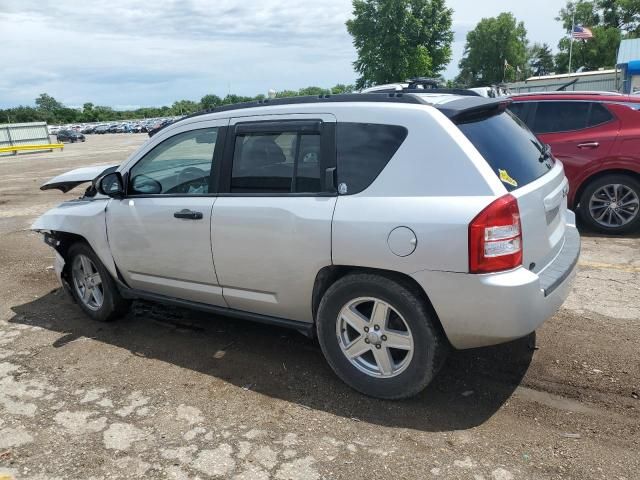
[211,114,337,322]
[457,111,568,272]
[527,101,620,184]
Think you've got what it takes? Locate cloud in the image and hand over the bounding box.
[0,0,568,107]
[0,0,357,108]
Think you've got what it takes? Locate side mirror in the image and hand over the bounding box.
[97,172,125,198]
[131,174,162,195]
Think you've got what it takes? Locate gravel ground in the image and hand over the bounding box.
[0,134,638,480]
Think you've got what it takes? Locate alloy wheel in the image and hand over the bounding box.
[71,254,104,311]
[336,297,414,378]
[588,183,639,228]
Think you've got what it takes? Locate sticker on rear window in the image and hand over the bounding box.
[499,169,518,188]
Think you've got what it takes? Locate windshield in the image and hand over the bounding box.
[456,111,554,191]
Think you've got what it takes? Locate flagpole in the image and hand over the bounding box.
[568,11,575,73]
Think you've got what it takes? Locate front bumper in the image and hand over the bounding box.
[412,225,580,349]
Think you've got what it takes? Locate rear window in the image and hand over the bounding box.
[337,123,408,194]
[457,111,554,191]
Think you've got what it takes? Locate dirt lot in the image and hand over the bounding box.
[0,134,638,480]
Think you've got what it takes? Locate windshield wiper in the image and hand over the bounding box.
[531,140,552,162]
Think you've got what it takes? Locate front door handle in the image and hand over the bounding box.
[174,209,203,220]
[577,142,600,149]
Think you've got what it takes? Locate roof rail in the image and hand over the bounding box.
[406,77,442,88]
[174,93,429,126]
[512,90,624,97]
[367,87,481,97]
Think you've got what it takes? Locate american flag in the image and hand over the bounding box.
[572,25,593,39]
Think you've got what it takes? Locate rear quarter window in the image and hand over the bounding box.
[457,111,554,191]
[336,123,408,194]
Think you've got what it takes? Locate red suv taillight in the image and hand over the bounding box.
[469,194,523,274]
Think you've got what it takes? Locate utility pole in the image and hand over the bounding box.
[568,10,576,74]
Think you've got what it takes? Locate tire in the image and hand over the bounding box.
[67,243,130,322]
[316,273,447,400]
[578,174,640,234]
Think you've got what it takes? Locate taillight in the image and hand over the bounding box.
[469,194,522,274]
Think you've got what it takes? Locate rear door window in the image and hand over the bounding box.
[531,101,589,134]
[457,111,554,191]
[230,129,323,194]
[336,123,408,194]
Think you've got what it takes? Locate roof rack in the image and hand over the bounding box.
[164,93,429,130]
[406,77,442,89]
[512,90,624,97]
[368,87,481,97]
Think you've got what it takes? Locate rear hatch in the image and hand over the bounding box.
[455,105,568,273]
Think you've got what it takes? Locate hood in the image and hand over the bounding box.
[41,164,118,193]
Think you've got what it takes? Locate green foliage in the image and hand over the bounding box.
[529,43,556,76]
[346,0,453,89]
[200,94,222,110]
[456,13,529,86]
[556,25,621,71]
[0,84,356,125]
[35,93,63,113]
[556,1,640,72]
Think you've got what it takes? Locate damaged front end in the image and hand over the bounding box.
[32,164,121,291]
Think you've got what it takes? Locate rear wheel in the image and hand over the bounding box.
[578,174,640,234]
[316,273,447,400]
[68,243,130,322]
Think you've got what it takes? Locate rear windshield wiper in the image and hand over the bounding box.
[531,140,552,162]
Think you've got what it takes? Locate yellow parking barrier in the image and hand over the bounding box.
[0,143,64,154]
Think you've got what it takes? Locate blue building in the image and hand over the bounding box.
[617,38,640,94]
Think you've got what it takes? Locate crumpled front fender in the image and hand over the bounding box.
[31,199,117,279]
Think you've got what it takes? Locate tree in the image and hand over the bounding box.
[200,94,222,110]
[346,0,453,89]
[35,93,63,113]
[555,0,640,72]
[555,25,621,72]
[456,13,529,86]
[297,86,331,96]
[171,100,199,116]
[330,83,356,94]
[529,43,556,76]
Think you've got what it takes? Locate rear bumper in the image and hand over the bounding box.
[412,224,580,349]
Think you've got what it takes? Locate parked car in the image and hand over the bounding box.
[56,129,85,143]
[33,93,579,399]
[94,125,110,134]
[148,119,172,137]
[509,92,640,234]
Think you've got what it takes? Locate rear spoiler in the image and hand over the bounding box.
[434,97,513,123]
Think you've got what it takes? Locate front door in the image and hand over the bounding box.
[211,114,337,322]
[107,122,227,306]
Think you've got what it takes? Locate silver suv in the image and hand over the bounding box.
[33,93,580,399]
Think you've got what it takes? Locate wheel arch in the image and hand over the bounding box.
[574,168,640,208]
[311,265,450,346]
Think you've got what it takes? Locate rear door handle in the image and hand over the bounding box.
[577,142,599,149]
[174,209,203,220]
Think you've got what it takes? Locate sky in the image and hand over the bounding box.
[0,0,567,109]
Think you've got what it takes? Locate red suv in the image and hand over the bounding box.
[509,92,640,234]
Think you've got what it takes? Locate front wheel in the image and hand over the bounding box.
[316,273,447,400]
[578,174,640,234]
[67,243,130,322]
